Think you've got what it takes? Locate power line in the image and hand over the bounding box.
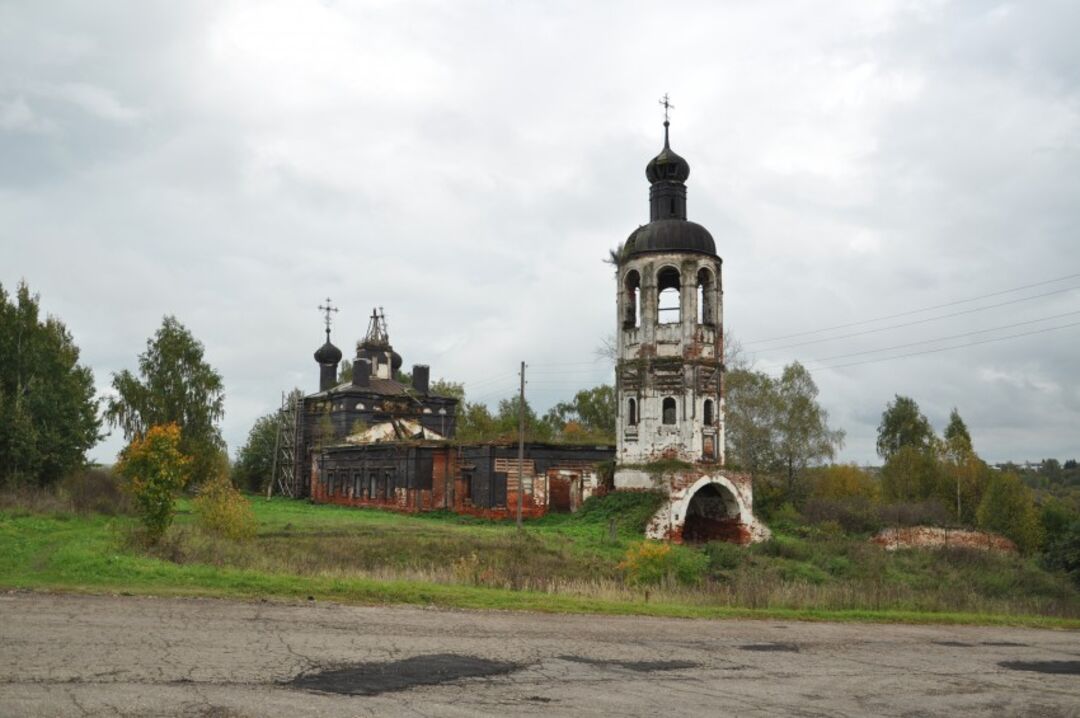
[761,309,1080,369]
[744,272,1080,346]
[818,320,1080,371]
[752,285,1079,353]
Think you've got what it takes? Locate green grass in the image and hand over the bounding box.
[1,494,1079,628]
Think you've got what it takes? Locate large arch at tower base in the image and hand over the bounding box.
[645,474,771,545]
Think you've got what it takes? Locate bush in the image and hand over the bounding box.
[977,472,1043,554]
[802,496,882,534]
[704,540,745,571]
[618,541,708,587]
[194,470,257,541]
[60,468,130,515]
[877,499,951,527]
[116,424,190,544]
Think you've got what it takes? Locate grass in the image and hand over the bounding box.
[1,492,1078,628]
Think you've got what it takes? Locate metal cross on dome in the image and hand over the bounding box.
[659,93,674,123]
[318,298,338,338]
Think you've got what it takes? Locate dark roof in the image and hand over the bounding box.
[313,340,342,365]
[646,140,690,183]
[311,377,458,402]
[625,219,716,258]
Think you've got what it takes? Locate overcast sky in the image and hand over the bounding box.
[2,0,1078,465]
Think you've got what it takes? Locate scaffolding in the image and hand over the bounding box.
[269,389,303,498]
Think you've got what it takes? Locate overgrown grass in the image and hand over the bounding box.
[1,490,1078,627]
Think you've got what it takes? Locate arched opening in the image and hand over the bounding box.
[627,397,638,426]
[662,397,677,425]
[696,268,714,325]
[682,482,746,543]
[657,266,681,325]
[623,270,641,329]
[703,398,714,425]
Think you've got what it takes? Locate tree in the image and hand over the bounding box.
[337,358,353,384]
[773,362,845,497]
[106,316,225,486]
[545,385,616,442]
[876,395,935,460]
[233,411,280,493]
[0,281,103,487]
[881,445,944,503]
[116,423,189,543]
[724,369,779,475]
[943,408,973,460]
[976,472,1043,554]
[725,362,844,499]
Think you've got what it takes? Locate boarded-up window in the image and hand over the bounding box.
[353,471,361,497]
[470,472,489,508]
[368,472,377,499]
[416,452,434,491]
[492,472,507,508]
[327,470,335,497]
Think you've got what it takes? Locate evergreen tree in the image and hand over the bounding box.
[0,281,103,487]
[233,411,280,492]
[106,316,225,486]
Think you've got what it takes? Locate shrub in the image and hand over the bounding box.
[704,540,744,572]
[194,469,256,541]
[116,424,189,544]
[802,496,882,534]
[808,464,880,501]
[618,541,708,587]
[877,499,951,527]
[977,472,1043,554]
[61,468,130,515]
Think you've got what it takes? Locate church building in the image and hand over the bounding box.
[293,108,766,543]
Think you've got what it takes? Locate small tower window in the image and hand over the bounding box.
[703,398,714,425]
[697,267,714,325]
[662,397,677,425]
[623,270,641,329]
[657,266,681,325]
[628,397,638,426]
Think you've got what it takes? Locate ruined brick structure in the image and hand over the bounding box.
[614,119,769,544]
[300,307,613,516]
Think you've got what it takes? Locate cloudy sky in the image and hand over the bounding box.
[2,0,1078,465]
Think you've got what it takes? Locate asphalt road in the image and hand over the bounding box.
[1,592,1078,717]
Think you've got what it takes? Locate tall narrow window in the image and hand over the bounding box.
[657,267,681,325]
[623,270,641,329]
[703,398,714,425]
[662,397,677,425]
[628,398,638,426]
[696,267,714,325]
[327,470,335,497]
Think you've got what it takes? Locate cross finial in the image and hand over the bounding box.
[659,93,674,124]
[317,298,339,339]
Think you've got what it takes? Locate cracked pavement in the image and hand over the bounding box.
[1,592,1078,717]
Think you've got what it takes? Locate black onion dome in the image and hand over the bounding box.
[314,339,342,364]
[625,219,716,257]
[645,122,690,183]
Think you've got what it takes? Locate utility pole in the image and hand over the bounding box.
[517,360,526,529]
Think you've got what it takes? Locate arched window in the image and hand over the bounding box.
[662,397,677,425]
[657,266,681,325]
[623,270,641,329]
[696,267,714,325]
[703,398,714,425]
[627,397,638,426]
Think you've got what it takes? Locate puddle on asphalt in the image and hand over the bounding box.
[740,643,800,653]
[287,654,521,696]
[558,656,699,672]
[999,660,1080,675]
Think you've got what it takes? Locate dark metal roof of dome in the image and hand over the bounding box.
[314,339,342,365]
[625,219,716,257]
[646,121,690,183]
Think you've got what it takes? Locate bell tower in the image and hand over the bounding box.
[613,103,767,544]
